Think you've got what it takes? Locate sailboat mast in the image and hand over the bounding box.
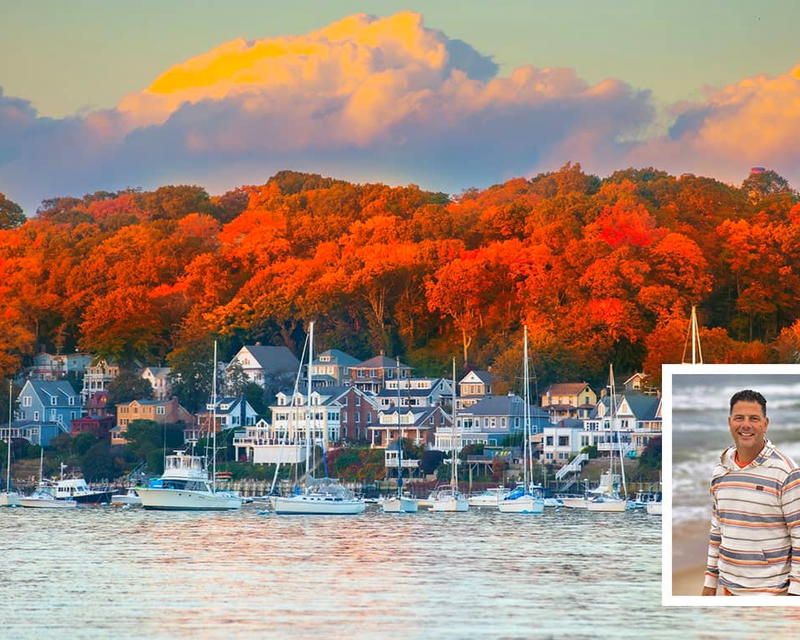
[610,364,627,499]
[523,326,530,491]
[305,321,314,479]
[6,381,11,492]
[451,358,458,487]
[396,356,403,496]
[212,340,218,494]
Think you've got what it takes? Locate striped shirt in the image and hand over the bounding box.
[704,440,800,595]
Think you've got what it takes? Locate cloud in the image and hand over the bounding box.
[5,11,798,213]
[627,64,800,184]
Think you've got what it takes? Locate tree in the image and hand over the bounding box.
[71,432,99,457]
[0,194,25,229]
[741,169,794,203]
[81,442,118,482]
[106,371,154,405]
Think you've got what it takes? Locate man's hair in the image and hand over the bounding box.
[729,389,767,416]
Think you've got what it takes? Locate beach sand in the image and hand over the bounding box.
[672,518,710,596]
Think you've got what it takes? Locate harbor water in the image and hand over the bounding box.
[2,505,800,639]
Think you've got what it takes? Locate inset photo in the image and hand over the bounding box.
[664,364,800,606]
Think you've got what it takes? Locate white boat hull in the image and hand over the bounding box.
[19,497,78,509]
[0,491,20,507]
[559,497,589,509]
[137,488,242,511]
[498,495,544,514]
[111,493,142,505]
[587,498,628,512]
[646,502,662,515]
[382,496,418,513]
[430,497,469,512]
[273,495,366,515]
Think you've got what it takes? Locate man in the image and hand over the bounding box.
[702,389,800,595]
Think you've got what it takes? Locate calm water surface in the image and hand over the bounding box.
[1,505,799,639]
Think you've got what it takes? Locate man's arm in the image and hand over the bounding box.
[782,469,800,595]
[702,488,721,595]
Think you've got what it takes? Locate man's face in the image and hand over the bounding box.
[728,400,769,451]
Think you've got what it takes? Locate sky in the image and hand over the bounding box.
[1,1,799,213]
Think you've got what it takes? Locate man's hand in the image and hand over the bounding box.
[701,586,717,596]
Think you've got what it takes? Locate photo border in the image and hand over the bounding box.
[662,363,800,607]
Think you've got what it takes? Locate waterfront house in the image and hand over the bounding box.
[541,418,584,464]
[193,396,258,438]
[349,354,413,394]
[70,415,115,440]
[81,358,122,404]
[141,366,172,400]
[226,345,300,387]
[436,394,550,452]
[456,369,494,410]
[15,380,81,445]
[369,405,449,449]
[27,351,92,381]
[114,397,195,445]
[580,392,662,458]
[83,390,112,418]
[375,377,453,410]
[541,382,597,421]
[310,349,361,385]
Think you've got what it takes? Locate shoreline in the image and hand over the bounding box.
[672,517,709,596]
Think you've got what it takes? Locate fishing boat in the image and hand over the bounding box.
[1,381,20,507]
[383,358,419,514]
[273,321,365,515]
[499,326,544,514]
[19,449,77,509]
[587,365,628,513]
[430,359,468,512]
[137,342,242,511]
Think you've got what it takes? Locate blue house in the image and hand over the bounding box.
[15,380,82,445]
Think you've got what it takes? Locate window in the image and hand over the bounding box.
[355,395,361,407]
[558,436,569,447]
[156,406,166,415]
[51,397,57,406]
[69,397,75,406]
[23,396,31,407]
[355,413,360,423]
[33,411,39,421]
[341,410,347,422]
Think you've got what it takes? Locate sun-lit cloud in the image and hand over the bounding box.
[627,64,800,183]
[0,11,798,213]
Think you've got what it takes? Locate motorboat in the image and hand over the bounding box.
[53,478,114,504]
[468,487,510,508]
[136,452,242,511]
[428,484,469,512]
[19,484,78,509]
[273,478,366,515]
[111,488,142,505]
[587,495,627,512]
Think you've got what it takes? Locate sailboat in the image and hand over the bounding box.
[682,305,703,364]
[0,381,20,507]
[498,326,544,514]
[137,341,242,511]
[587,364,628,512]
[19,448,77,509]
[383,358,418,513]
[430,359,469,512]
[273,321,365,515]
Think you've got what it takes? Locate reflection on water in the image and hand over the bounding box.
[0,506,798,639]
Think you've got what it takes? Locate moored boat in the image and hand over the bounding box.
[111,488,142,505]
[273,478,366,515]
[53,478,113,504]
[19,484,78,509]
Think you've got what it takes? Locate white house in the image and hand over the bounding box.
[141,366,172,400]
[226,345,300,386]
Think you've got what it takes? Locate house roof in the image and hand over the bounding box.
[623,393,661,421]
[373,406,447,428]
[239,346,300,374]
[545,382,591,395]
[376,388,439,398]
[27,380,78,399]
[461,370,494,384]
[142,366,170,377]
[459,395,548,419]
[353,355,411,370]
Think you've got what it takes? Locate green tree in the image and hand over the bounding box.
[81,442,118,481]
[223,361,250,395]
[0,193,25,229]
[168,340,213,413]
[72,432,99,457]
[107,370,154,405]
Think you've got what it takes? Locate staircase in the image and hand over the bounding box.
[556,453,588,481]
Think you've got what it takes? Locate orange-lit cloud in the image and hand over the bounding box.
[0,11,798,213]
